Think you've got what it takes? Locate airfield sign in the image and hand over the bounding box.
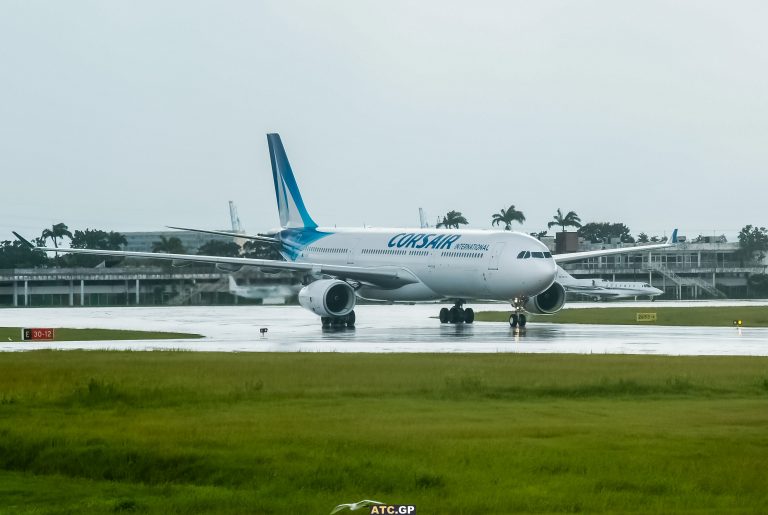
[21,328,55,341]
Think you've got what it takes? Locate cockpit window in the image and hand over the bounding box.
[519,250,552,258]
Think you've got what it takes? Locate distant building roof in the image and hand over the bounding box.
[122,230,234,253]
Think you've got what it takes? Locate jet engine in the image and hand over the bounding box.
[215,263,242,272]
[523,282,566,314]
[298,279,356,317]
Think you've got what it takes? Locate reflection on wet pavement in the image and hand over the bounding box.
[1,303,766,355]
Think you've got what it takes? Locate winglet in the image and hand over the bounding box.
[670,228,678,244]
[12,231,35,249]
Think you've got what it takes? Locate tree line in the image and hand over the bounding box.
[2,218,767,270]
[437,206,659,244]
[0,223,280,269]
[434,207,767,266]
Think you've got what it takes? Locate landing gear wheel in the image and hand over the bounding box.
[450,307,464,324]
[518,314,527,328]
[332,317,345,328]
[439,308,450,323]
[509,314,518,328]
[345,310,356,328]
[463,308,474,324]
[321,317,331,328]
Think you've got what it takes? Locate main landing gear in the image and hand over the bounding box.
[439,301,474,324]
[509,297,527,329]
[321,310,356,329]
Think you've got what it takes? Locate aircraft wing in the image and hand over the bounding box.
[166,226,280,245]
[13,234,418,289]
[553,229,677,264]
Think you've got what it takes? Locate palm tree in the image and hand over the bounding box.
[40,222,72,249]
[491,205,526,230]
[436,210,468,229]
[547,209,582,232]
[152,236,186,254]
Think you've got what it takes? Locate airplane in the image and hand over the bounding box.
[227,275,299,302]
[14,133,677,329]
[556,266,663,301]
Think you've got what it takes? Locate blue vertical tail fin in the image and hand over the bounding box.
[267,134,318,229]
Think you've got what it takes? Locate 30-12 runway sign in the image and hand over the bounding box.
[22,328,55,341]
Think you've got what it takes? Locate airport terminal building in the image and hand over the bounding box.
[0,266,300,308]
[555,236,767,299]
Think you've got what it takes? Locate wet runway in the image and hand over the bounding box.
[1,302,767,355]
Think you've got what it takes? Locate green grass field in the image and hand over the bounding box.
[1,352,767,514]
[475,305,768,327]
[0,327,203,341]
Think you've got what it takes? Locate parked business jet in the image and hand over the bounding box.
[556,266,663,301]
[227,275,299,302]
[14,134,677,329]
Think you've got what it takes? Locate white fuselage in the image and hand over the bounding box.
[289,227,557,302]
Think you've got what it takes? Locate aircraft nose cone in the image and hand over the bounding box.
[535,259,557,292]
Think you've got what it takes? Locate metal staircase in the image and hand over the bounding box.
[686,276,727,298]
[646,263,726,298]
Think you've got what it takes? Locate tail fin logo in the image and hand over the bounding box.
[267,134,317,229]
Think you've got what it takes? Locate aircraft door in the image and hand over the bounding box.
[346,239,360,264]
[487,242,505,270]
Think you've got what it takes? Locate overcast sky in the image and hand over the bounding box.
[2,1,766,242]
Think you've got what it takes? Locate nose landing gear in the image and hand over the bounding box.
[439,301,474,324]
[508,313,527,328]
[508,297,527,329]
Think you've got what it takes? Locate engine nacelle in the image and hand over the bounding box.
[298,279,356,317]
[523,282,566,314]
[215,263,242,272]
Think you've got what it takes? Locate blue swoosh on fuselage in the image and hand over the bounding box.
[278,228,333,261]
